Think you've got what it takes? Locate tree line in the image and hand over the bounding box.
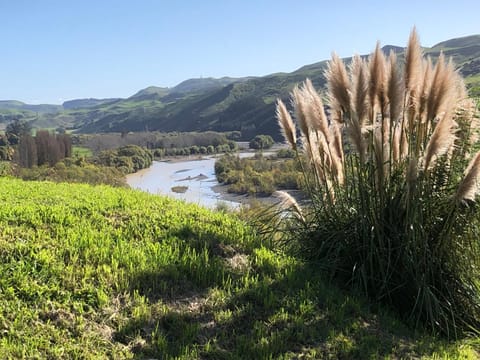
[17,130,72,168]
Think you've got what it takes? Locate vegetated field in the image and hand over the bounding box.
[0,177,478,359]
[72,145,93,158]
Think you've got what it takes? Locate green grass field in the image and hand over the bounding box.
[0,178,478,359]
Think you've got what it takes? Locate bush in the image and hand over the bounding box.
[96,145,152,174]
[249,135,274,150]
[274,30,480,337]
[215,154,300,196]
[17,161,126,187]
[276,148,295,158]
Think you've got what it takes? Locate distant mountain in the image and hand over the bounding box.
[430,35,480,50]
[1,34,479,138]
[0,100,62,114]
[170,77,253,94]
[129,86,170,101]
[63,98,122,110]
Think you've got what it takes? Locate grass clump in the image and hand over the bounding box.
[274,29,480,337]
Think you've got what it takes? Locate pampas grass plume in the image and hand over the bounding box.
[276,99,297,150]
[274,190,305,221]
[423,114,457,170]
[456,151,480,202]
[326,52,351,114]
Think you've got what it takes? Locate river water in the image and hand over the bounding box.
[126,156,239,208]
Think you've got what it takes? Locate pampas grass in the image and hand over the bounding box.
[274,28,480,337]
[274,190,304,221]
[276,99,297,150]
[456,152,480,202]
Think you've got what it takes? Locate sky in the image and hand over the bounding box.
[1,0,479,104]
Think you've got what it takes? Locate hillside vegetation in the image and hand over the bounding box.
[0,177,478,358]
[1,35,479,138]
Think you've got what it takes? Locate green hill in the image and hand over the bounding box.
[0,177,477,358]
[57,33,480,138]
[62,98,122,109]
[0,100,62,113]
[2,34,480,137]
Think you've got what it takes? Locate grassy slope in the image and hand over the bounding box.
[0,178,478,359]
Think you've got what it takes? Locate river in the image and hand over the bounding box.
[126,156,239,208]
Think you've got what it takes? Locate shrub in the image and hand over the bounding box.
[249,135,274,150]
[96,145,152,174]
[274,30,480,337]
[276,148,295,158]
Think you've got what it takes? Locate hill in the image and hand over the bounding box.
[0,177,477,358]
[0,100,62,113]
[1,34,479,138]
[62,98,122,109]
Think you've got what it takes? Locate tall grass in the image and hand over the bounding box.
[275,29,480,337]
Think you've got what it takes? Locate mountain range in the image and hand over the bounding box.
[1,34,479,140]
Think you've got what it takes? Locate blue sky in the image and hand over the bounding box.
[1,0,479,104]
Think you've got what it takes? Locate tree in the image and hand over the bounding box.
[17,135,37,168]
[249,135,274,150]
[6,119,32,145]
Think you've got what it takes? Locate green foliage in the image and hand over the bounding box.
[5,118,32,145]
[215,154,301,195]
[72,145,93,158]
[0,146,13,161]
[95,145,152,174]
[16,159,127,187]
[0,178,476,358]
[276,148,296,158]
[249,134,274,150]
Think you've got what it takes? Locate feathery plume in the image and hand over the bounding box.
[426,53,447,121]
[350,54,369,124]
[274,191,305,221]
[330,121,345,184]
[304,79,330,141]
[387,51,403,124]
[423,113,457,170]
[276,99,297,150]
[404,27,423,92]
[400,122,409,159]
[368,42,387,118]
[418,57,433,122]
[404,28,423,131]
[326,53,351,115]
[392,123,402,163]
[347,114,366,163]
[292,85,311,138]
[456,152,480,202]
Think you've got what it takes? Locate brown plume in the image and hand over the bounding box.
[276,99,297,150]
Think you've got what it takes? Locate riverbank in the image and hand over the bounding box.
[126,149,288,209]
[211,183,281,207]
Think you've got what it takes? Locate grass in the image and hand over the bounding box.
[72,145,93,158]
[0,177,478,358]
[275,30,480,336]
